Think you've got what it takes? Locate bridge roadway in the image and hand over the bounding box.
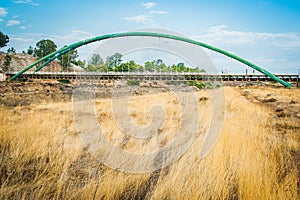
[6,72,300,84]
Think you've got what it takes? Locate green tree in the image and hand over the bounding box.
[144,61,154,72]
[58,49,79,71]
[7,47,16,54]
[127,60,141,72]
[199,68,206,73]
[27,45,34,55]
[115,62,128,72]
[96,64,108,72]
[89,54,103,66]
[177,62,186,72]
[85,63,107,72]
[76,60,86,68]
[138,64,144,72]
[116,60,141,72]
[105,53,122,71]
[153,59,168,72]
[34,39,57,58]
[0,31,9,49]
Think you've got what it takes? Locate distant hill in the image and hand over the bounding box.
[0,52,62,73]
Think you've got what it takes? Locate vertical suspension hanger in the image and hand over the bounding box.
[68,49,70,72]
[73,50,75,73]
[61,52,63,72]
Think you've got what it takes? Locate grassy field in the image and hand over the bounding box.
[0,86,299,199]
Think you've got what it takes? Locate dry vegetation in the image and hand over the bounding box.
[0,53,62,72]
[0,86,299,199]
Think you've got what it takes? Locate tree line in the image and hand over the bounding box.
[85,53,206,73]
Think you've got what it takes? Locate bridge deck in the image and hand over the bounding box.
[5,72,300,84]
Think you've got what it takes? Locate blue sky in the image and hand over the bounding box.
[1,0,300,73]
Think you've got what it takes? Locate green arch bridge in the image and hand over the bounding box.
[9,32,293,88]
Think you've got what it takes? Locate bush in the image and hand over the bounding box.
[58,79,71,84]
[187,81,205,89]
[196,82,206,89]
[187,81,196,86]
[165,81,181,85]
[205,82,213,89]
[127,80,140,86]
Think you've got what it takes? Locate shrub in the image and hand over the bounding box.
[127,80,140,86]
[58,79,71,84]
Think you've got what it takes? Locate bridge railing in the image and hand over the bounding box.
[8,71,211,76]
[7,71,299,77]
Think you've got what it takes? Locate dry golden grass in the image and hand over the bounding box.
[0,87,299,199]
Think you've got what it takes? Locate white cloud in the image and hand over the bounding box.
[0,18,3,22]
[69,30,95,37]
[142,2,156,9]
[191,25,300,73]
[12,15,19,19]
[14,0,39,6]
[17,30,95,44]
[0,7,8,16]
[150,10,169,15]
[20,26,27,29]
[193,25,300,49]
[7,20,21,27]
[9,30,96,59]
[125,15,153,23]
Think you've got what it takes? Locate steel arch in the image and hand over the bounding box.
[9,32,293,88]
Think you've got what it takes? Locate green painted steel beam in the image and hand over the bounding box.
[34,59,52,73]
[34,48,72,72]
[9,32,293,88]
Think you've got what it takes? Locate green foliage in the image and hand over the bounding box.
[154,59,167,72]
[189,81,206,89]
[205,82,214,89]
[169,63,205,73]
[85,63,108,72]
[58,48,79,71]
[7,47,16,54]
[106,53,122,71]
[27,45,34,55]
[58,79,71,84]
[145,61,155,72]
[34,39,57,58]
[74,51,206,74]
[127,80,140,86]
[144,60,206,73]
[0,31,9,49]
[115,60,143,72]
[89,54,103,66]
[82,54,106,72]
[177,62,185,72]
[187,81,196,86]
[76,60,86,68]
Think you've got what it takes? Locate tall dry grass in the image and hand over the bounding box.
[0,87,298,199]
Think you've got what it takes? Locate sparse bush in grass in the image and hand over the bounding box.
[165,81,182,85]
[127,80,140,86]
[58,79,71,84]
[187,81,206,89]
[205,82,213,89]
